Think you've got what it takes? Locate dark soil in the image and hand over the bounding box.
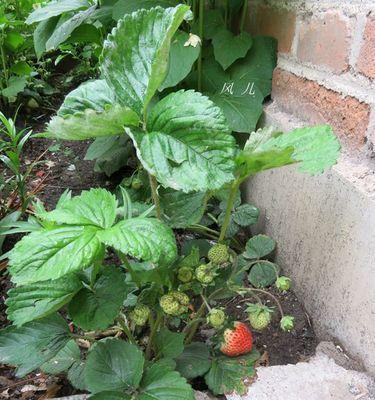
[0,114,318,399]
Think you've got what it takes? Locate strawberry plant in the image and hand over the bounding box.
[0,4,341,398]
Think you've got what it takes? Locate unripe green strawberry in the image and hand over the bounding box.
[160,294,180,316]
[130,304,150,326]
[160,291,189,316]
[276,276,291,292]
[178,267,193,283]
[280,315,294,332]
[195,264,215,284]
[246,303,273,331]
[207,308,226,328]
[131,178,143,190]
[208,243,229,264]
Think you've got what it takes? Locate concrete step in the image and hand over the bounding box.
[227,345,375,400]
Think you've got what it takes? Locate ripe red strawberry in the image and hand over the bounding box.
[220,322,253,357]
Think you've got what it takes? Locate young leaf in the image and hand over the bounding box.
[97,217,177,265]
[8,226,104,285]
[160,31,201,91]
[139,362,194,400]
[38,188,118,229]
[154,327,185,359]
[160,189,207,229]
[212,29,252,70]
[129,90,236,193]
[85,339,144,394]
[0,314,71,377]
[205,351,259,395]
[244,234,276,259]
[175,342,211,379]
[26,0,90,24]
[41,340,80,374]
[45,5,97,50]
[46,80,139,140]
[101,5,190,117]
[237,125,341,178]
[248,261,278,288]
[68,266,129,330]
[6,275,82,326]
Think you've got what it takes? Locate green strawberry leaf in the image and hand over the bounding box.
[101,5,190,117]
[154,328,185,359]
[175,342,211,379]
[129,90,236,193]
[38,188,118,229]
[248,261,278,288]
[46,80,139,140]
[232,204,259,227]
[85,339,144,394]
[84,135,133,177]
[237,125,341,178]
[139,362,194,400]
[6,275,82,326]
[0,314,71,377]
[68,266,129,330]
[8,225,104,285]
[41,339,80,374]
[205,350,260,395]
[97,217,177,266]
[212,28,252,70]
[160,188,208,229]
[244,234,276,259]
[160,31,201,91]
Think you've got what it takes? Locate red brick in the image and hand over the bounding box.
[297,13,350,73]
[272,69,370,149]
[251,6,296,53]
[357,12,375,78]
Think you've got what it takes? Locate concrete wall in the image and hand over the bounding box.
[243,0,375,374]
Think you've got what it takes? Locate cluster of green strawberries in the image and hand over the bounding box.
[128,243,294,357]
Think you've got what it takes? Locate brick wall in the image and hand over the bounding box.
[247,0,375,158]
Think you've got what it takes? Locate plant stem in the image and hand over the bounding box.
[148,174,161,220]
[218,179,241,242]
[240,0,249,32]
[184,301,207,344]
[145,311,162,360]
[197,0,204,92]
[117,315,137,344]
[241,288,284,318]
[224,0,229,27]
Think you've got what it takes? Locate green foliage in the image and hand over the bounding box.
[6,275,82,326]
[101,5,190,117]
[244,235,276,259]
[0,112,35,214]
[0,314,71,376]
[68,266,129,330]
[175,342,211,379]
[0,4,343,400]
[205,351,260,395]
[248,261,278,288]
[86,339,194,400]
[237,125,341,178]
